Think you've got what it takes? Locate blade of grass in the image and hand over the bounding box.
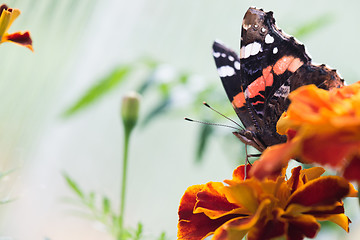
[63,173,84,198]
[195,124,213,163]
[62,65,132,117]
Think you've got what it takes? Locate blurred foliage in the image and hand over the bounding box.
[63,173,145,240]
[64,173,169,240]
[291,13,334,38]
[63,66,132,117]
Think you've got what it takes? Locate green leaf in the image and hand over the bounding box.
[158,232,167,240]
[133,222,143,240]
[195,124,213,163]
[62,65,132,117]
[292,13,334,39]
[102,197,111,215]
[63,173,84,198]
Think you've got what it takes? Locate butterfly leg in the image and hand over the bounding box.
[244,144,249,180]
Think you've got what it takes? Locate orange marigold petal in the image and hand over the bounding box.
[229,164,251,183]
[178,184,243,240]
[212,217,250,240]
[286,176,350,208]
[301,133,359,167]
[300,167,325,182]
[194,182,242,218]
[317,214,350,232]
[250,141,296,180]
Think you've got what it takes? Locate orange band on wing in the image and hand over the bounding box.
[246,66,274,100]
[232,92,246,108]
[288,57,304,73]
[273,56,294,75]
[273,56,303,75]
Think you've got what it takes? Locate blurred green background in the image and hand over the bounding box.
[0,0,359,239]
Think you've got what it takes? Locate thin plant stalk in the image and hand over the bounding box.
[119,128,131,239]
[118,92,140,239]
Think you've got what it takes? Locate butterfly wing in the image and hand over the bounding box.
[212,41,254,129]
[213,7,344,150]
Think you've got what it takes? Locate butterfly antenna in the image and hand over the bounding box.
[202,102,244,130]
[184,118,240,131]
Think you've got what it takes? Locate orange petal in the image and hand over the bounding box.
[301,133,359,167]
[223,180,262,213]
[286,176,350,208]
[250,141,296,180]
[230,165,251,183]
[316,214,350,232]
[300,167,325,182]
[211,217,250,240]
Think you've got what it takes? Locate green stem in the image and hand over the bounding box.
[119,128,131,239]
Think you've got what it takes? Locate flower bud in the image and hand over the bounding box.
[121,92,140,134]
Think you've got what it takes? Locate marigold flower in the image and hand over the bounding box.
[178,165,356,240]
[0,4,32,51]
[250,82,360,181]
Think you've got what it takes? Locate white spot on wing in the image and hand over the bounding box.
[213,52,220,58]
[244,44,252,58]
[240,42,263,59]
[251,42,262,56]
[228,55,234,61]
[261,27,266,33]
[273,47,278,54]
[217,66,235,77]
[265,34,274,44]
[234,61,240,70]
[221,53,226,58]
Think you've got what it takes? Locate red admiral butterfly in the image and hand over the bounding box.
[213,7,344,152]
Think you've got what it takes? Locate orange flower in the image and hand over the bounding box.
[178,165,356,240]
[0,4,32,51]
[250,82,360,181]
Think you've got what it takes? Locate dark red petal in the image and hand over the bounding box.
[178,185,243,240]
[248,218,286,240]
[178,213,241,240]
[5,31,33,51]
[287,216,320,240]
[304,204,344,216]
[286,176,349,207]
[178,185,203,222]
[196,182,240,213]
[287,166,302,194]
[343,155,360,181]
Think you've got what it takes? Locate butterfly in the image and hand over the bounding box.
[213,7,344,153]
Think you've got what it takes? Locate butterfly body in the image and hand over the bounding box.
[213,7,344,152]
